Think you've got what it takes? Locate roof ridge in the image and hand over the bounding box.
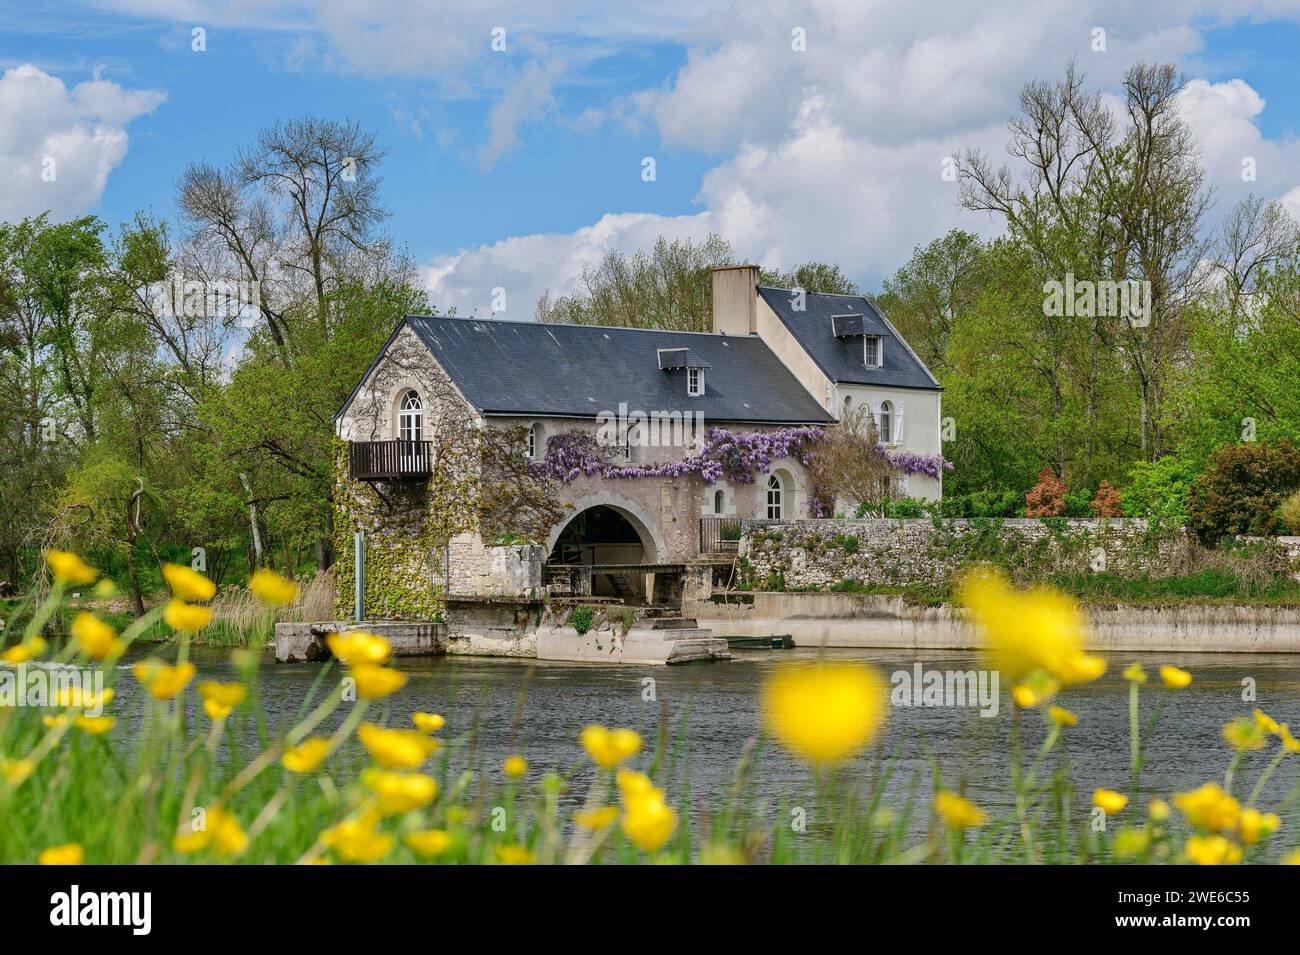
[406,314,741,339]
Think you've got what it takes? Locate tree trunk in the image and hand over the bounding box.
[240,472,264,569]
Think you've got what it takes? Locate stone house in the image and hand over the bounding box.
[332,265,942,614]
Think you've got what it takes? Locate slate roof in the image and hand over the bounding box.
[758,286,941,391]
[387,315,834,424]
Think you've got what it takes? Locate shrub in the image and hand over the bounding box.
[1281,490,1300,535]
[1091,480,1123,518]
[1024,468,1067,518]
[569,605,594,634]
[1121,456,1198,523]
[1187,441,1300,545]
[1061,488,1092,518]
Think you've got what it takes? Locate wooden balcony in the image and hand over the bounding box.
[348,440,434,481]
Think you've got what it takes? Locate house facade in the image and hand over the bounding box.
[333,265,942,613]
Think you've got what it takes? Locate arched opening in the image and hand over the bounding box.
[766,473,784,520]
[397,389,423,441]
[549,504,653,601]
[879,400,894,444]
[713,489,726,514]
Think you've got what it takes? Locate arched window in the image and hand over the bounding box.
[879,400,893,444]
[398,390,423,442]
[526,423,542,460]
[843,394,853,412]
[714,489,725,514]
[766,474,783,520]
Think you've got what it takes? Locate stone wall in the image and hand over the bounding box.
[738,517,1181,592]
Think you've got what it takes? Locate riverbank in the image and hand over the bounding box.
[694,591,1300,653]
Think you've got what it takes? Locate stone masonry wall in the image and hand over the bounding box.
[738,517,1182,592]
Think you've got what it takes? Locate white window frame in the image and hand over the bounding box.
[766,474,783,520]
[398,390,423,442]
[863,336,882,368]
[687,367,704,396]
[880,400,893,444]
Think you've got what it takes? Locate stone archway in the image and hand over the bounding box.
[545,492,667,565]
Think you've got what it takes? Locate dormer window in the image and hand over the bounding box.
[687,367,704,396]
[863,336,882,368]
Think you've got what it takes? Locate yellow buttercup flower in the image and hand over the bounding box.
[327,631,391,666]
[404,829,451,858]
[351,664,408,700]
[1011,671,1058,709]
[362,769,438,814]
[162,563,216,602]
[1174,782,1241,832]
[39,843,84,865]
[1159,665,1191,689]
[53,686,113,709]
[163,599,212,634]
[580,725,643,769]
[1283,849,1300,865]
[496,844,534,865]
[958,567,1102,684]
[172,807,247,857]
[934,790,987,829]
[1278,723,1300,754]
[1237,808,1280,845]
[322,814,393,863]
[621,788,677,853]
[198,681,247,721]
[413,712,445,732]
[93,578,116,599]
[617,769,654,799]
[249,568,299,606]
[761,662,886,765]
[75,715,115,736]
[503,755,528,778]
[0,636,47,663]
[70,612,122,660]
[133,660,197,700]
[574,806,620,830]
[1111,827,1150,859]
[358,722,438,770]
[1,758,34,785]
[1121,662,1147,684]
[45,550,96,585]
[1222,717,1266,752]
[282,737,330,773]
[1253,708,1280,735]
[1048,705,1078,727]
[1184,834,1242,865]
[1148,798,1170,822]
[1093,788,1128,814]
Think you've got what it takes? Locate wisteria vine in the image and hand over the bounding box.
[540,426,951,485]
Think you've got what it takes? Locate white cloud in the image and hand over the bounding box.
[424,210,714,317]
[426,0,1300,307]
[0,64,164,221]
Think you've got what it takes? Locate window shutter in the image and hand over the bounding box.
[894,400,905,444]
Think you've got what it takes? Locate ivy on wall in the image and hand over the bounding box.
[331,437,480,621]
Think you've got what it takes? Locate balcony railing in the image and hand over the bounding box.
[348,440,434,481]
[699,516,742,554]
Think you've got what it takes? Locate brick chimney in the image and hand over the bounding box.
[711,265,760,336]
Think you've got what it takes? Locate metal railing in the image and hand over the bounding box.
[348,440,434,480]
[699,516,742,554]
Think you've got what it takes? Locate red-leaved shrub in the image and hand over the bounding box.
[1025,467,1067,517]
[1091,480,1123,518]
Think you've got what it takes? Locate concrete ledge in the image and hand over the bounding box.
[699,592,1300,653]
[536,625,731,665]
[274,620,448,663]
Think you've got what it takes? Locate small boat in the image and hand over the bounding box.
[723,634,794,649]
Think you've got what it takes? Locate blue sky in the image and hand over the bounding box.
[3,2,1300,315]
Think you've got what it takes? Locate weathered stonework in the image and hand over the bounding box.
[737,517,1182,592]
